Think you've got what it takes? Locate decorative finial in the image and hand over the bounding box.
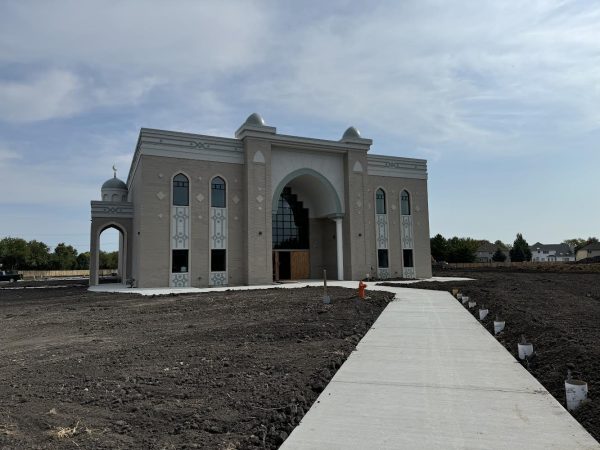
[112,165,117,178]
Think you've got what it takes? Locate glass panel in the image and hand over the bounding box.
[211,249,226,271]
[272,187,309,250]
[172,249,189,273]
[173,174,189,206]
[401,190,411,215]
[403,249,414,268]
[376,189,386,214]
[378,249,389,268]
[211,176,226,208]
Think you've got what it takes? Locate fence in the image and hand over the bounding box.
[18,269,116,280]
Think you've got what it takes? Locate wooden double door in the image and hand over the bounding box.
[273,250,310,280]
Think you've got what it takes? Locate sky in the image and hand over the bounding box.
[1,0,599,252]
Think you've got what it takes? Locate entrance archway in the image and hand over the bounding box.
[97,225,125,282]
[89,219,132,286]
[271,169,344,281]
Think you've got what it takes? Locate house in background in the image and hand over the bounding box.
[476,241,500,262]
[530,242,575,262]
[576,242,600,261]
[476,241,509,262]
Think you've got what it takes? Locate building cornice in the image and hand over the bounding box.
[124,126,426,187]
[91,201,134,219]
[367,154,428,180]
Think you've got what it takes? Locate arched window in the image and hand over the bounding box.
[375,188,386,214]
[272,187,309,250]
[401,190,411,215]
[211,176,226,208]
[173,174,189,206]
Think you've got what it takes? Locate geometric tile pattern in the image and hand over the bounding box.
[378,268,390,279]
[210,207,227,249]
[171,272,189,287]
[375,214,389,249]
[400,215,413,250]
[171,206,190,249]
[210,271,227,286]
[402,267,416,279]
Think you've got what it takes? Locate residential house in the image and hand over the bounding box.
[530,242,574,262]
[575,242,600,261]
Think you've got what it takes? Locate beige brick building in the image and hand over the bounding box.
[89,114,432,288]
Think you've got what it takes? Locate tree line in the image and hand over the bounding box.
[431,233,599,263]
[0,237,117,271]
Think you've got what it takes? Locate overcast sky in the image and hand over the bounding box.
[1,0,599,252]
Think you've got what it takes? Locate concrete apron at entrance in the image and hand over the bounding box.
[282,285,600,450]
[88,280,599,449]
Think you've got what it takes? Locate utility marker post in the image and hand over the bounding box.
[322,269,331,304]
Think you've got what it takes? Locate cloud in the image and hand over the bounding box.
[0,70,83,122]
[240,1,600,155]
[0,1,271,76]
[0,146,20,163]
[0,70,165,123]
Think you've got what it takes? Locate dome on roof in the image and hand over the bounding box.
[342,126,361,140]
[244,112,266,127]
[102,176,127,190]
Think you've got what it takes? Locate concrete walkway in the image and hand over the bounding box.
[87,277,471,296]
[282,285,599,450]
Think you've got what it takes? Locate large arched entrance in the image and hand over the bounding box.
[90,222,129,285]
[271,169,344,281]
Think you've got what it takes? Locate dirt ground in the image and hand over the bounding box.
[382,269,600,442]
[0,283,394,449]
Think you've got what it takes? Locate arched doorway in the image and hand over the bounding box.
[271,169,344,281]
[90,221,130,286]
[97,225,125,283]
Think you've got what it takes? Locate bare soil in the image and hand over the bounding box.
[0,283,394,449]
[382,269,600,442]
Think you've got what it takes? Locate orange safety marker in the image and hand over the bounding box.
[358,280,367,299]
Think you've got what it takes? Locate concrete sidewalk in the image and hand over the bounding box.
[281,286,600,450]
[87,277,471,296]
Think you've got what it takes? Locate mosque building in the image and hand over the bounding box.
[90,113,432,287]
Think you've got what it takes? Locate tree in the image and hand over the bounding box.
[564,238,587,252]
[494,240,507,250]
[430,234,449,261]
[510,233,532,262]
[446,236,479,263]
[492,247,507,262]
[99,251,119,269]
[26,240,50,269]
[0,237,28,270]
[76,252,90,270]
[51,243,78,270]
[563,237,598,253]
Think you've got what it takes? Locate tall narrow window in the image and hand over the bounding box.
[401,190,411,215]
[211,176,226,208]
[376,188,386,214]
[211,249,226,271]
[172,249,189,273]
[173,174,189,206]
[378,249,389,268]
[403,249,414,268]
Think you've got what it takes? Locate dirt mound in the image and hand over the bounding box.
[0,285,394,449]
